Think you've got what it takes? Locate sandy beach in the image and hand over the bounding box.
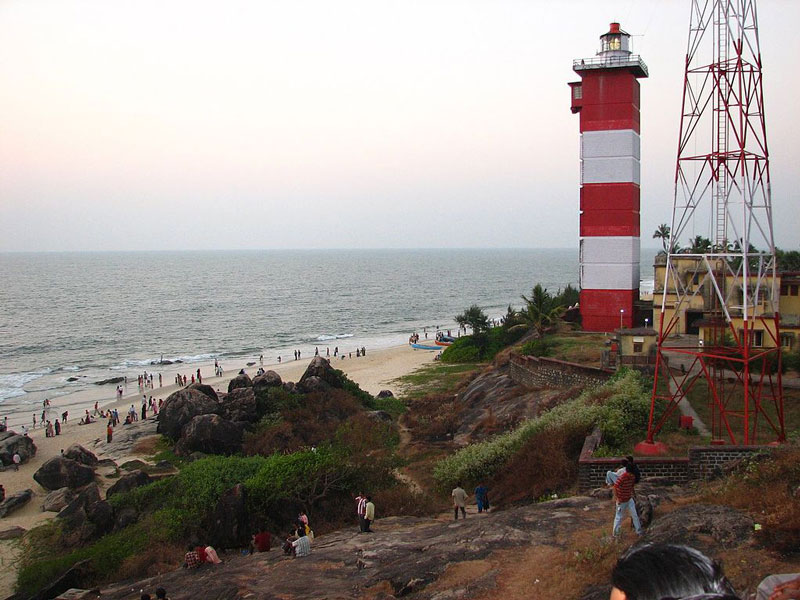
[0,343,438,596]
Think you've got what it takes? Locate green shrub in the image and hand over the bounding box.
[441,327,525,364]
[521,337,556,357]
[433,370,651,489]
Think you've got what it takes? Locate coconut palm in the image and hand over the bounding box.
[653,223,671,253]
[519,284,566,337]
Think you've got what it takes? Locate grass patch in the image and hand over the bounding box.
[392,362,482,400]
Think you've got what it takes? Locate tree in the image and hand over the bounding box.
[685,235,712,254]
[455,305,491,336]
[653,224,671,253]
[519,284,566,337]
[776,247,800,272]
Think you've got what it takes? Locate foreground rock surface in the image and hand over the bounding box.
[33,456,95,491]
[0,489,33,518]
[97,491,753,600]
[0,430,37,465]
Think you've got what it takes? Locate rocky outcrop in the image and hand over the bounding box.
[209,484,249,549]
[0,525,26,539]
[157,388,219,440]
[227,373,253,393]
[114,507,139,530]
[376,390,394,398]
[646,503,754,550]
[297,356,343,392]
[0,430,37,465]
[64,444,98,467]
[0,489,33,518]
[188,382,219,402]
[367,410,392,423]
[43,487,77,512]
[106,470,152,498]
[57,484,102,524]
[175,414,245,456]
[94,377,124,385]
[29,559,93,600]
[34,456,95,491]
[253,371,282,390]
[219,387,258,424]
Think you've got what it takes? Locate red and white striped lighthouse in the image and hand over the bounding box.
[569,23,648,332]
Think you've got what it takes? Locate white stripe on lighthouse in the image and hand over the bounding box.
[580,262,641,290]
[581,129,641,185]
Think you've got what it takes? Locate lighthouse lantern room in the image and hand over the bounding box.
[570,23,648,332]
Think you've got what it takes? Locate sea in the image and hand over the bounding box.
[0,248,656,428]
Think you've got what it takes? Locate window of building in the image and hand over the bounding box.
[633,342,644,353]
[791,285,799,296]
[752,329,764,347]
[781,333,795,350]
[781,284,788,295]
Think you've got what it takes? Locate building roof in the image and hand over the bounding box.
[618,327,657,335]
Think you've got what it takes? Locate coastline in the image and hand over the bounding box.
[0,343,438,597]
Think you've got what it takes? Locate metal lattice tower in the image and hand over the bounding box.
[643,0,784,448]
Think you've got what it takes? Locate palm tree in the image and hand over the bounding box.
[686,235,712,254]
[519,284,566,337]
[653,224,671,253]
[455,305,490,336]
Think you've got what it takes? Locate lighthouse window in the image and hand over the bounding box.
[573,85,582,100]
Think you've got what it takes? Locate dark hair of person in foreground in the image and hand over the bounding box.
[610,543,739,600]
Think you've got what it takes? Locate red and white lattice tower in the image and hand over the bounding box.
[570,23,648,332]
[641,0,784,450]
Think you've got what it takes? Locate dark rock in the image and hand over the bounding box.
[219,387,258,423]
[0,525,26,539]
[282,381,296,393]
[367,410,393,423]
[86,500,114,536]
[646,503,754,550]
[589,487,613,499]
[94,377,124,385]
[298,356,343,391]
[0,489,33,518]
[187,452,207,462]
[57,484,101,521]
[0,430,37,466]
[157,388,219,440]
[30,559,93,600]
[66,377,79,382]
[209,483,248,548]
[119,459,148,471]
[114,507,139,530]
[63,444,98,467]
[295,375,329,394]
[377,389,394,398]
[175,414,245,456]
[152,359,173,365]
[188,382,219,402]
[253,370,282,390]
[106,470,152,498]
[246,362,256,366]
[228,373,253,393]
[43,487,76,512]
[34,457,95,491]
[154,460,173,471]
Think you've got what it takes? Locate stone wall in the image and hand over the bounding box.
[509,356,614,389]
[577,428,771,492]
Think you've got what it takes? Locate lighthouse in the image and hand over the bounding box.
[569,23,648,332]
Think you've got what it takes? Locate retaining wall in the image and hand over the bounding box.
[509,355,614,389]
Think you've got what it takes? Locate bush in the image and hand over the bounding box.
[441,327,525,364]
[521,337,556,357]
[432,370,651,490]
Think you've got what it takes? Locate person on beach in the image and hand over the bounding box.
[12,452,21,471]
[54,419,61,435]
[452,483,467,520]
[107,422,113,443]
[62,410,68,423]
[32,414,36,429]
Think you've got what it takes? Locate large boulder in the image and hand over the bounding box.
[0,430,37,466]
[157,388,219,440]
[106,470,152,498]
[34,457,95,491]
[0,489,33,518]
[377,390,394,398]
[646,503,754,551]
[209,483,249,548]
[220,387,258,423]
[57,484,101,523]
[298,356,343,391]
[188,382,219,402]
[114,507,139,530]
[63,445,98,467]
[86,500,114,537]
[43,487,77,512]
[295,375,329,394]
[253,370,282,390]
[175,414,245,456]
[228,373,253,393]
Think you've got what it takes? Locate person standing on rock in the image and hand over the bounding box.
[355,491,367,532]
[12,452,21,471]
[452,483,468,520]
[474,483,490,513]
[363,496,375,532]
[612,462,643,537]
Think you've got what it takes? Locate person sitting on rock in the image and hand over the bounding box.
[282,531,296,556]
[250,530,271,553]
[184,545,201,569]
[291,528,311,558]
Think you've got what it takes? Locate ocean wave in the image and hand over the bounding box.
[0,369,52,402]
[314,334,354,342]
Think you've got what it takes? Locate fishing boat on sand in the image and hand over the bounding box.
[411,343,440,351]
[434,334,456,347]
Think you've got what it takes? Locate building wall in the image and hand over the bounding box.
[509,355,614,389]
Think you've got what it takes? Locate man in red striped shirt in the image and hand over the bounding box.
[612,460,642,537]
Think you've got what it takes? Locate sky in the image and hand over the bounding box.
[1,0,799,252]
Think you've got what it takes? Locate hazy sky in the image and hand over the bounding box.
[1,0,798,251]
